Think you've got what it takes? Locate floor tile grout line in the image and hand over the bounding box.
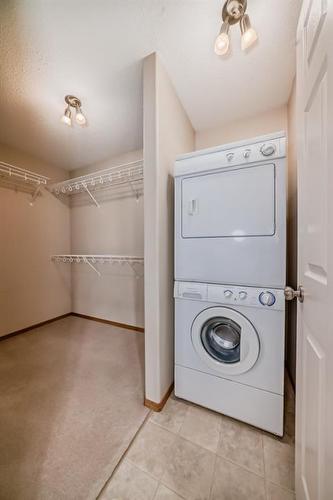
[265,478,296,494]
[262,431,269,500]
[215,452,267,480]
[95,409,152,499]
[125,419,181,483]
[148,418,186,439]
[208,411,223,499]
[151,479,161,500]
[152,419,220,455]
[208,447,219,500]
[176,401,190,437]
[262,432,296,493]
[215,417,267,479]
[126,455,166,482]
[149,404,190,436]
[157,480,187,500]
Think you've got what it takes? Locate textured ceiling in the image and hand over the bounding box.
[0,0,301,170]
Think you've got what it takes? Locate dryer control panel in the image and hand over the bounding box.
[174,133,286,177]
[174,281,285,311]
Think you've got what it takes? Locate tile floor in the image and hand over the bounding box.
[100,376,295,500]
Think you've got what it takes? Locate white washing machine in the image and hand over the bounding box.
[174,132,286,288]
[174,281,285,435]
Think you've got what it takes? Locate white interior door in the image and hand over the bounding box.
[296,1,333,498]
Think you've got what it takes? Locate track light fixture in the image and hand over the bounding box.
[214,0,258,57]
[61,95,87,127]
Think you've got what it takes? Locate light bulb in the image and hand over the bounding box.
[61,105,72,126]
[61,115,72,126]
[214,21,230,56]
[75,107,87,126]
[215,33,230,55]
[240,14,258,51]
[241,28,258,50]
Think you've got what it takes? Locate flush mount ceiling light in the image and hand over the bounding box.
[214,0,258,56]
[61,95,87,127]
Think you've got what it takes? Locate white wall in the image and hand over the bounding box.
[195,106,288,150]
[144,53,195,404]
[70,150,144,327]
[0,143,71,336]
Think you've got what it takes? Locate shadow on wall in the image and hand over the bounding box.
[47,186,143,208]
[286,80,298,389]
[68,185,144,208]
[71,264,144,327]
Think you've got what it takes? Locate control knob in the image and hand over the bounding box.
[239,291,247,300]
[224,290,233,299]
[243,149,251,159]
[260,143,276,156]
[259,291,276,306]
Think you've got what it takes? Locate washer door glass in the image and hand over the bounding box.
[191,306,260,376]
[201,317,241,364]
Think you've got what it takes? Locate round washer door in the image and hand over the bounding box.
[191,307,260,376]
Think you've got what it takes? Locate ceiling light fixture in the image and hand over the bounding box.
[61,95,87,127]
[214,0,258,57]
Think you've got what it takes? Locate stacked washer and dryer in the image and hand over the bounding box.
[174,132,287,436]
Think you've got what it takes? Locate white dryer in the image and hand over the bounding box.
[174,281,285,435]
[174,132,286,288]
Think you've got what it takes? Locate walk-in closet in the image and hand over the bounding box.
[0,42,193,496]
[0,147,148,498]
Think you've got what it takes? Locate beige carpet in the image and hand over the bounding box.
[0,316,148,500]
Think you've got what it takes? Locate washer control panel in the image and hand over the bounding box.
[174,281,285,311]
[259,291,276,306]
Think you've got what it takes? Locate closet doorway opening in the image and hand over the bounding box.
[0,147,147,499]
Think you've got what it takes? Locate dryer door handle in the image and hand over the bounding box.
[188,199,199,216]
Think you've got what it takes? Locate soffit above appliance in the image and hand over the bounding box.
[215,0,258,56]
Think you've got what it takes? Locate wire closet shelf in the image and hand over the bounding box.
[51,254,144,278]
[0,161,49,190]
[47,159,143,207]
